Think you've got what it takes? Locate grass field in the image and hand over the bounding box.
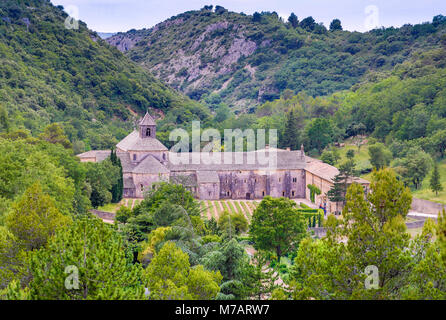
[411,158,446,205]
[199,200,261,221]
[332,143,446,204]
[98,198,142,213]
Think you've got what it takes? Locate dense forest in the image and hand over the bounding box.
[109,6,446,112]
[0,1,445,301]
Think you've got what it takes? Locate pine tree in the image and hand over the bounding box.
[327,160,356,212]
[110,148,123,203]
[29,215,144,300]
[430,163,443,196]
[282,109,300,150]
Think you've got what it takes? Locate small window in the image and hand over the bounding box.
[244,179,247,183]
[133,154,137,161]
[292,191,295,196]
[140,184,144,191]
[279,178,281,182]
[292,177,297,183]
[163,153,166,160]
[209,191,211,196]
[146,128,151,137]
[254,178,257,183]
[262,191,265,196]
[282,191,285,196]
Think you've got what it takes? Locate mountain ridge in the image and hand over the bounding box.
[0,0,210,151]
[107,7,446,112]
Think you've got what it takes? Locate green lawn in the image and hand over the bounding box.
[411,158,446,204]
[97,203,121,213]
[330,143,446,204]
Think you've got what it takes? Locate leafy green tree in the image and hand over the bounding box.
[321,150,335,165]
[0,138,76,216]
[299,16,316,31]
[250,197,306,261]
[144,241,222,300]
[307,184,321,203]
[29,215,144,300]
[0,227,28,290]
[252,12,261,22]
[39,123,72,149]
[0,105,9,133]
[240,251,279,300]
[200,238,249,299]
[292,169,413,299]
[346,149,355,160]
[327,160,356,212]
[438,209,446,263]
[329,19,343,31]
[395,147,432,189]
[214,104,232,123]
[304,118,334,153]
[288,13,299,28]
[115,206,133,224]
[368,143,392,170]
[6,183,71,251]
[141,182,200,216]
[400,219,446,299]
[427,129,446,158]
[430,163,443,195]
[218,211,248,237]
[281,109,302,150]
[85,159,120,208]
[110,148,123,203]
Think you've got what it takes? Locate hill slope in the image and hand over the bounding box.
[108,7,446,112]
[0,0,209,151]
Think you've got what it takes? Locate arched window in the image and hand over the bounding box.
[146,128,151,137]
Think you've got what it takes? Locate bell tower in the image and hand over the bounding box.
[139,112,156,139]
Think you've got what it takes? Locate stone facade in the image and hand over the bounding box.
[77,112,369,213]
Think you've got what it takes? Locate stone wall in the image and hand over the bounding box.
[132,172,169,198]
[218,169,305,200]
[198,182,220,200]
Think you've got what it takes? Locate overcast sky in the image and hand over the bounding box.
[50,0,446,33]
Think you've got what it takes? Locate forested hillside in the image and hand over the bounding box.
[108,6,446,112]
[0,0,210,152]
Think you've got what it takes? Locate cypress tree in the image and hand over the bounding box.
[430,163,443,196]
[282,109,300,150]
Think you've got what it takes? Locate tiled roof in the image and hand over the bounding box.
[116,130,168,152]
[132,155,170,174]
[305,156,369,185]
[77,150,110,159]
[196,171,220,183]
[139,112,156,126]
[167,150,305,171]
[117,152,135,173]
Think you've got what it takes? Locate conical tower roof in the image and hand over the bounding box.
[139,112,156,126]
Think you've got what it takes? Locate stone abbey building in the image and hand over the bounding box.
[78,112,369,213]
